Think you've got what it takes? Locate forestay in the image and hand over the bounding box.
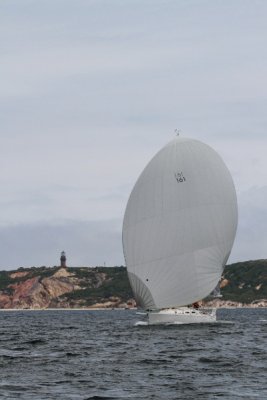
[122,138,238,310]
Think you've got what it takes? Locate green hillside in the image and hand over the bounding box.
[65,266,133,306]
[221,259,267,303]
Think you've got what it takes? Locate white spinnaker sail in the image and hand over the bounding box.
[122,138,238,310]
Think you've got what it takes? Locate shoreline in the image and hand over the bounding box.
[0,307,137,311]
[0,306,266,311]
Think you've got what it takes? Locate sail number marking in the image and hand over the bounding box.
[174,172,186,183]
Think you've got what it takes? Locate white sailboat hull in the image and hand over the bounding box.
[148,307,217,325]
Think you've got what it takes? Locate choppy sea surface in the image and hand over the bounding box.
[0,308,266,400]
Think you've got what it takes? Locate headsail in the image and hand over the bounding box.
[122,138,238,310]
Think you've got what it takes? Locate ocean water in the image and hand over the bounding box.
[0,309,266,400]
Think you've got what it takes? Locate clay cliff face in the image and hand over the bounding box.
[0,266,135,309]
[0,269,82,309]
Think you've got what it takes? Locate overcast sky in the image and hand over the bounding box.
[1,0,267,269]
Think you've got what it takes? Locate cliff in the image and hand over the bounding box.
[0,266,135,309]
[0,260,266,309]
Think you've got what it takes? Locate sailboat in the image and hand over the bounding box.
[122,137,238,324]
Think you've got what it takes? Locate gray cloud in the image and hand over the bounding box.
[0,219,124,269]
[231,186,267,262]
[0,1,267,268]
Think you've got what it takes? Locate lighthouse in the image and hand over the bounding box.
[60,251,67,268]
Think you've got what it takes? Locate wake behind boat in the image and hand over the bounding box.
[123,136,238,325]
